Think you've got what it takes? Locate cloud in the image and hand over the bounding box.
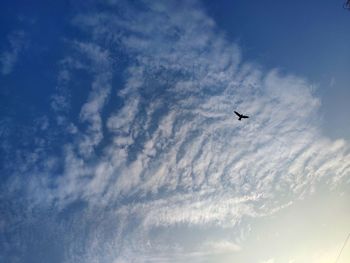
[78,72,112,156]
[2,0,350,262]
[201,240,241,253]
[0,30,28,75]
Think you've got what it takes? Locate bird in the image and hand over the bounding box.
[234,111,249,121]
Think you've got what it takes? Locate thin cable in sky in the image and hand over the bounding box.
[335,233,350,263]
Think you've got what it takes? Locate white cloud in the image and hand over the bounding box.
[260,259,275,263]
[4,1,350,262]
[79,72,112,157]
[0,30,27,75]
[37,0,350,259]
[203,240,241,253]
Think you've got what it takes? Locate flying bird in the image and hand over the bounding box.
[234,111,249,121]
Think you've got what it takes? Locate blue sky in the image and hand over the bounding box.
[202,0,350,140]
[1,1,350,263]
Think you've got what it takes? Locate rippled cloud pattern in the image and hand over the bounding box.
[1,1,350,262]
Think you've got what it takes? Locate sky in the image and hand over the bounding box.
[0,1,350,262]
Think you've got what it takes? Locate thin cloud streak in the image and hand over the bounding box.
[0,30,27,75]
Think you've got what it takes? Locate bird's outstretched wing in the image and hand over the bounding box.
[234,111,242,117]
[234,110,249,120]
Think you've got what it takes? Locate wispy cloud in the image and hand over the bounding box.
[0,30,28,75]
[2,0,350,262]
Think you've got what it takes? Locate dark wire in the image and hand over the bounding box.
[335,233,350,263]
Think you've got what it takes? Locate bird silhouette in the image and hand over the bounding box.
[234,111,249,121]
